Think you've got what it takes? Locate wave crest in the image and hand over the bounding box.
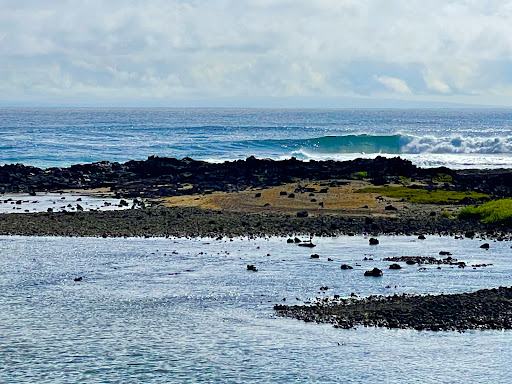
[254,134,512,156]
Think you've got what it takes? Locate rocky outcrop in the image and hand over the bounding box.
[2,155,511,198]
[274,286,512,331]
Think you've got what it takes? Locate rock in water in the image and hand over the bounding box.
[364,268,383,277]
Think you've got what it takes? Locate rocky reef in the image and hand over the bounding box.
[275,286,512,331]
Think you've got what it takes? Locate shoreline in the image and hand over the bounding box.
[1,155,511,238]
[0,206,502,238]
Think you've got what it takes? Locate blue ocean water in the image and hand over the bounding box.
[1,107,512,169]
[1,235,512,383]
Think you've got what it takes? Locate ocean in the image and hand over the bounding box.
[1,107,512,169]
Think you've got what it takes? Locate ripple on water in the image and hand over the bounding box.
[0,235,511,383]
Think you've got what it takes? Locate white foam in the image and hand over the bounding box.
[401,135,512,154]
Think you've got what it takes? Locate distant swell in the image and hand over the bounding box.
[240,134,512,157]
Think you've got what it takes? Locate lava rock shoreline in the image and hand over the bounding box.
[274,286,512,331]
[2,155,512,198]
[0,205,503,238]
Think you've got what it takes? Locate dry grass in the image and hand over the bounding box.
[158,180,401,217]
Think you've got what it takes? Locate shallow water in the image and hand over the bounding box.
[1,235,511,383]
[0,192,134,214]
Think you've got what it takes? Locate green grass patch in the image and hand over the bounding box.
[352,171,368,180]
[458,199,512,224]
[356,186,488,204]
[432,173,453,184]
[398,176,411,184]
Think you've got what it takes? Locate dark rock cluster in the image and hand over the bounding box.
[275,286,512,331]
[2,156,512,198]
[383,255,465,267]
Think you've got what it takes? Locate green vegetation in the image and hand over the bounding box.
[432,173,453,184]
[356,186,488,204]
[398,176,411,184]
[441,210,454,219]
[458,199,512,225]
[352,171,368,180]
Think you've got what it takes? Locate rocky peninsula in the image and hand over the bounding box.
[275,286,512,331]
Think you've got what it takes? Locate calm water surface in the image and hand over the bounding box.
[1,235,511,383]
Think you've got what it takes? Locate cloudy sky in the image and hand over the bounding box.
[1,0,512,107]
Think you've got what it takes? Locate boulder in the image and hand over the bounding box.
[369,238,379,245]
[480,243,490,249]
[247,264,258,271]
[297,211,309,218]
[389,263,402,269]
[340,264,353,270]
[364,268,383,277]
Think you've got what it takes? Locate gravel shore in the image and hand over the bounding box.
[0,205,499,238]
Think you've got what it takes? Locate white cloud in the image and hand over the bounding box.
[374,75,412,94]
[0,0,512,105]
[423,70,452,93]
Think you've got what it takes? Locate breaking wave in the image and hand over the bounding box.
[242,134,512,157]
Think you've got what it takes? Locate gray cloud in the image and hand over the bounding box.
[1,0,512,106]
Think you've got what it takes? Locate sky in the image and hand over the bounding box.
[1,0,512,107]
